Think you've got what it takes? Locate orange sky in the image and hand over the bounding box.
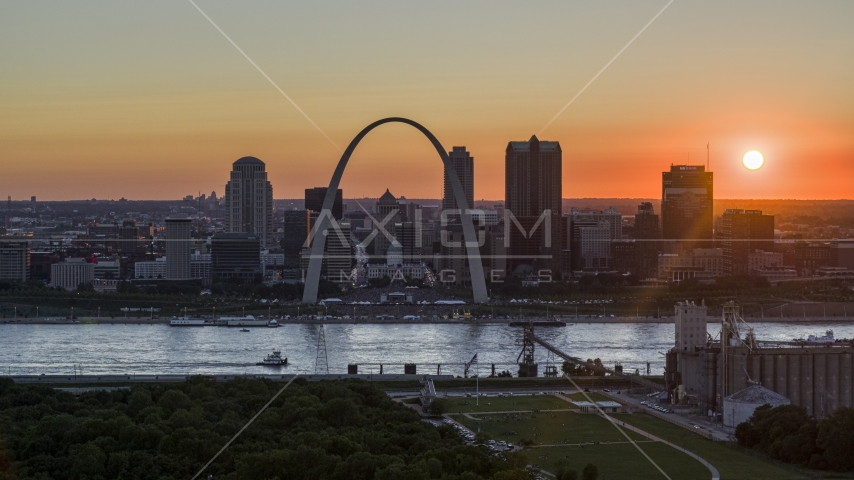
[1,1,852,201]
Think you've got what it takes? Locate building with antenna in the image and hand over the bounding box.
[661,165,713,253]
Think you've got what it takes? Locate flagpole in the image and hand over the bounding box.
[476,363,479,406]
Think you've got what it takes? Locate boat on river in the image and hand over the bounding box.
[256,350,288,366]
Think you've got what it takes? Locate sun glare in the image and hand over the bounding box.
[743,150,765,170]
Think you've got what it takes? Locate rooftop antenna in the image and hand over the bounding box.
[707,142,710,170]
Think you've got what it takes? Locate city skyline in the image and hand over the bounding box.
[2,1,853,201]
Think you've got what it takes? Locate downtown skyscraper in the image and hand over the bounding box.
[505,135,563,274]
[442,146,474,213]
[661,165,713,252]
[224,156,274,249]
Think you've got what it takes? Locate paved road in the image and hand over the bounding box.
[604,390,734,442]
[602,412,720,480]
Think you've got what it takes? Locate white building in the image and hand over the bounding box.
[748,250,783,272]
[135,257,166,279]
[190,250,212,279]
[675,300,708,352]
[366,263,426,281]
[51,258,95,291]
[723,385,790,427]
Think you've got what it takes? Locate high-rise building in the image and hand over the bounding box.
[0,239,29,282]
[661,165,713,252]
[211,233,261,280]
[305,187,343,220]
[325,221,352,283]
[718,209,774,276]
[505,135,563,274]
[634,202,661,279]
[282,209,316,267]
[165,216,192,280]
[372,189,400,260]
[567,207,621,272]
[224,156,274,249]
[443,146,474,213]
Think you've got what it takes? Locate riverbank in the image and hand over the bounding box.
[3,315,854,325]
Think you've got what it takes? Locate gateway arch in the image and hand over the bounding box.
[302,117,489,304]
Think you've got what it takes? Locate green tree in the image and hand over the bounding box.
[555,459,579,480]
[430,398,447,415]
[581,463,598,480]
[815,407,854,471]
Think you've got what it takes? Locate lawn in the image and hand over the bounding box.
[453,410,712,479]
[527,442,711,480]
[441,394,576,414]
[613,413,811,480]
[452,410,646,446]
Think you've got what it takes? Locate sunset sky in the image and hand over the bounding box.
[1,1,852,201]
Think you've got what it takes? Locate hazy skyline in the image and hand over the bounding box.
[1,1,853,201]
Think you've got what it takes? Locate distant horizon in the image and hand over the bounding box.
[7,197,854,203]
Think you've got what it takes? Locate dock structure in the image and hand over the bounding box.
[530,332,663,390]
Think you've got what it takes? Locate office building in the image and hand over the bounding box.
[661,165,713,252]
[372,189,400,260]
[51,258,95,291]
[282,209,316,267]
[443,146,474,213]
[0,239,29,282]
[165,216,192,280]
[211,233,261,280]
[305,187,343,220]
[505,135,563,274]
[568,207,621,272]
[718,209,775,276]
[634,202,661,279]
[135,257,166,279]
[92,259,121,279]
[224,156,274,248]
[118,219,144,254]
[190,251,212,280]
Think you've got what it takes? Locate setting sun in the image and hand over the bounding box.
[743,150,765,170]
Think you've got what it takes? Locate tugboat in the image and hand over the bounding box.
[256,350,288,366]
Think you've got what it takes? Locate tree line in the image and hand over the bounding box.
[735,404,854,472]
[0,377,534,480]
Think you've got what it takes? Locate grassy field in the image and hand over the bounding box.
[449,398,817,480]
[453,410,646,446]
[527,442,711,480]
[442,394,576,413]
[613,413,812,480]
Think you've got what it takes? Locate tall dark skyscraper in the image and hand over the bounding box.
[224,156,274,249]
[661,165,713,252]
[718,209,775,276]
[443,146,474,212]
[305,187,343,220]
[634,202,661,279]
[505,135,562,274]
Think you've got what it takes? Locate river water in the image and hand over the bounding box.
[1,322,853,377]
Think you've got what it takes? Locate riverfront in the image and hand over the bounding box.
[3,322,853,378]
